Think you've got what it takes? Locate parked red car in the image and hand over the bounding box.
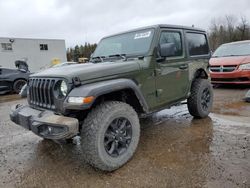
[209,40,250,85]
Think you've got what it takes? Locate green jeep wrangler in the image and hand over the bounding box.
[10,24,213,171]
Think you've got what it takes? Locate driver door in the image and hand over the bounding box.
[155,29,189,106]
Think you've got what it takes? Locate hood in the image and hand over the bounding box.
[209,55,250,66]
[31,61,140,82]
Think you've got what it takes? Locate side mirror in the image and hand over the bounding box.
[159,43,176,57]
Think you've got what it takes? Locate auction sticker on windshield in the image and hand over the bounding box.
[134,31,151,39]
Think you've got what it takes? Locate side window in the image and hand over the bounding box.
[1,43,13,51]
[40,44,48,51]
[186,32,209,56]
[159,31,183,57]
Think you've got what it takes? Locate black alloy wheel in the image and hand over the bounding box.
[201,88,211,111]
[104,117,132,157]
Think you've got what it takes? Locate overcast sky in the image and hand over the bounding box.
[0,0,249,47]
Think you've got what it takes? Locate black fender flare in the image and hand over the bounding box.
[188,68,209,91]
[64,79,149,112]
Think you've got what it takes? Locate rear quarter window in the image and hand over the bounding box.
[186,32,209,56]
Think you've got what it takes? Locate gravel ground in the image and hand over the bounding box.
[0,86,249,188]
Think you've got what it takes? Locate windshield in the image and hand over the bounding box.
[93,29,154,58]
[213,42,250,57]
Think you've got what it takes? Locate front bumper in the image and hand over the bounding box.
[210,70,250,84]
[10,105,79,140]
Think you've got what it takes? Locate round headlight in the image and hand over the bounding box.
[60,80,68,96]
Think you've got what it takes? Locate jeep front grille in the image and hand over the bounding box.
[210,65,237,72]
[28,78,56,109]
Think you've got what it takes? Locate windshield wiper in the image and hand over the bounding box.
[91,56,106,63]
[213,55,238,58]
[108,54,127,61]
[223,55,238,57]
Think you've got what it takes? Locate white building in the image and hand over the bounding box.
[0,37,67,72]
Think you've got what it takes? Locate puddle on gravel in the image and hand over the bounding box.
[0,93,249,188]
[0,94,22,103]
[213,101,250,117]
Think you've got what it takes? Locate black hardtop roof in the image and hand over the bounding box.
[158,24,205,32]
[103,24,206,39]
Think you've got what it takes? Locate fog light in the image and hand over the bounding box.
[38,125,66,136]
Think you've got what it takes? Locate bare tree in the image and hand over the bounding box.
[237,15,249,40]
[225,15,237,41]
[208,15,250,51]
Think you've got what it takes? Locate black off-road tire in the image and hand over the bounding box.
[81,101,140,171]
[187,79,213,118]
[13,79,27,94]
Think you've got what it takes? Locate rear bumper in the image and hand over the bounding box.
[210,70,250,84]
[10,105,79,140]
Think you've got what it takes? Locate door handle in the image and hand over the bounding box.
[179,65,188,70]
